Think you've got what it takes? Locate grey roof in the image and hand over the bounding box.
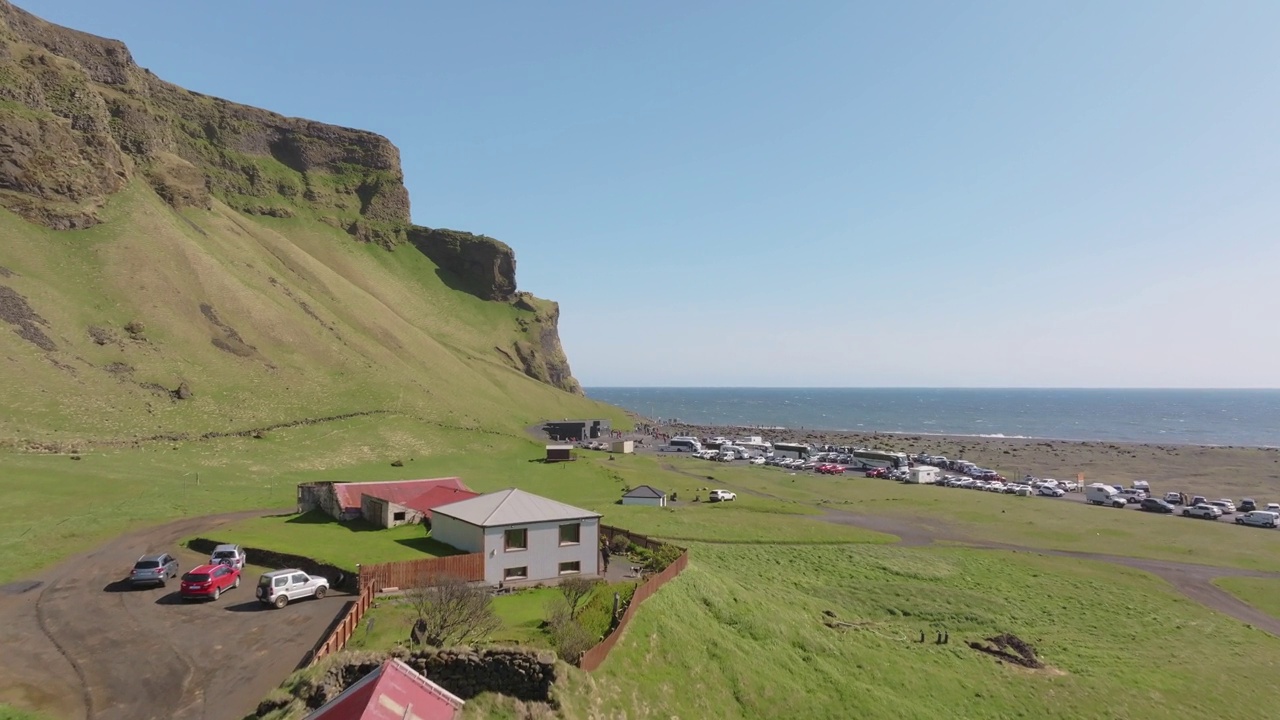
[433,488,600,527]
[622,485,666,498]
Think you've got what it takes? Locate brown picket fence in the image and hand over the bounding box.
[579,547,689,672]
[358,553,485,592]
[311,581,376,665]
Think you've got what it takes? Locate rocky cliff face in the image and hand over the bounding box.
[0,0,581,394]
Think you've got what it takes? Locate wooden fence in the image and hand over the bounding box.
[358,553,485,592]
[579,547,689,672]
[311,581,376,665]
[599,524,667,553]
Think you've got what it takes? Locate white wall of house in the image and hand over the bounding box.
[481,517,600,585]
[621,495,666,507]
[430,513,484,553]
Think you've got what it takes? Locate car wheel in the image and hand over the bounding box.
[274,595,288,609]
[213,587,221,600]
[314,586,327,600]
[234,576,240,589]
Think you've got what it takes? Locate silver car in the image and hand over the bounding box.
[209,544,246,570]
[130,553,179,587]
[256,569,330,609]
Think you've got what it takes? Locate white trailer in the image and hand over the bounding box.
[907,466,940,484]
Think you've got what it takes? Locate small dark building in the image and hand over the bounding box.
[543,419,611,441]
[545,444,574,462]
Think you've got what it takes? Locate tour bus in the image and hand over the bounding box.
[772,442,812,460]
[662,436,703,453]
[849,449,909,471]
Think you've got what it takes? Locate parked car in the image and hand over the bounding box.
[209,544,246,570]
[1267,503,1280,514]
[748,456,765,466]
[1235,511,1280,528]
[1182,504,1222,520]
[1238,499,1257,513]
[180,563,241,601]
[708,490,737,502]
[1209,500,1236,515]
[1191,495,1208,508]
[130,553,179,587]
[865,468,888,478]
[1115,490,1146,504]
[1164,492,1187,505]
[256,569,329,609]
[1139,498,1175,514]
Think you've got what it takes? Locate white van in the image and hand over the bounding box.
[1085,484,1125,507]
[1235,511,1279,528]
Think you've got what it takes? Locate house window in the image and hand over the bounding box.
[504,528,528,551]
[392,511,406,522]
[558,561,581,575]
[559,523,581,546]
[504,566,528,581]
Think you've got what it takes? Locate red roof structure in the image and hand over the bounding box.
[333,478,470,514]
[401,486,481,518]
[304,658,463,720]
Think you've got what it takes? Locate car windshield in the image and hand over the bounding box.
[134,560,160,569]
[213,551,234,559]
[183,573,209,582]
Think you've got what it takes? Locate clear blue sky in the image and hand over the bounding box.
[24,1,1280,387]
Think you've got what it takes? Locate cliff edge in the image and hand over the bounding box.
[0,0,579,393]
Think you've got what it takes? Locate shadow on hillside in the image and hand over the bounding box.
[286,510,383,534]
[405,233,490,300]
[394,537,465,557]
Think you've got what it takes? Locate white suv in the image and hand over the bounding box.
[708,490,737,502]
[256,569,329,608]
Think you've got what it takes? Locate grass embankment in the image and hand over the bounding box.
[561,543,1280,720]
[1213,578,1280,620]
[697,461,1280,572]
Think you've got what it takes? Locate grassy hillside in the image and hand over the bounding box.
[0,181,624,584]
[0,183,617,446]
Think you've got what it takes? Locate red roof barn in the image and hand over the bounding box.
[304,658,463,720]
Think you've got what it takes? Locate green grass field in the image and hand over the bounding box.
[1213,577,1280,620]
[557,543,1280,720]
[697,461,1280,572]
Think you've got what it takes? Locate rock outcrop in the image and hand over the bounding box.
[408,227,516,302]
[509,293,581,394]
[0,0,583,393]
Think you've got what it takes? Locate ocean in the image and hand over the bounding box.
[584,388,1280,448]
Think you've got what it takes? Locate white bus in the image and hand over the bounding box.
[662,436,703,453]
[849,449,909,471]
[772,442,812,460]
[735,437,773,455]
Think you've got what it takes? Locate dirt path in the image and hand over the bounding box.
[656,462,1280,638]
[0,510,349,720]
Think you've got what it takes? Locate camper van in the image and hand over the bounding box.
[720,445,753,460]
[907,466,940,485]
[1085,483,1125,507]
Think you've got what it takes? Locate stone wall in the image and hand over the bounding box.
[254,648,556,717]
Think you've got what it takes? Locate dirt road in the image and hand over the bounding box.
[0,510,349,720]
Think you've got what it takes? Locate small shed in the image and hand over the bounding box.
[621,485,667,507]
[907,466,939,484]
[610,440,634,454]
[545,444,574,463]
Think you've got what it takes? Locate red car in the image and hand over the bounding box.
[865,468,888,478]
[180,563,241,601]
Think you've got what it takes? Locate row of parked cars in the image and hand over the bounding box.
[935,475,1079,496]
[127,544,332,607]
[1092,488,1280,527]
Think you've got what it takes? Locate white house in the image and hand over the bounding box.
[620,485,667,507]
[431,488,602,586]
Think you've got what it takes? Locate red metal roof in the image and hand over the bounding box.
[333,478,470,513]
[305,659,463,720]
[402,486,481,517]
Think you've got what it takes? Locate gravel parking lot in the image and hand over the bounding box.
[0,511,348,720]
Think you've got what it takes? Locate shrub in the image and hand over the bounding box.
[646,543,683,573]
